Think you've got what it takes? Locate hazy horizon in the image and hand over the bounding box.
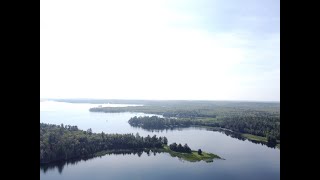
[41,97,279,103]
[41,0,280,101]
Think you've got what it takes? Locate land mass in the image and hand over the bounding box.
[162,145,221,162]
[40,123,221,164]
[87,100,279,147]
[128,116,279,148]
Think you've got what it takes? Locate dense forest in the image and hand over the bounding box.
[128,116,193,129]
[88,100,279,118]
[40,123,168,163]
[128,116,279,142]
[88,100,280,142]
[204,126,278,148]
[214,115,279,141]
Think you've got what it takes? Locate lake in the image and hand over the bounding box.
[40,101,280,180]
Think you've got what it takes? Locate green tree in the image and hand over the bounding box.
[183,144,191,153]
[177,144,183,152]
[267,135,277,147]
[169,142,177,151]
[163,137,168,145]
[87,128,92,135]
[101,132,105,140]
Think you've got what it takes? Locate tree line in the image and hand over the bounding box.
[89,101,279,120]
[214,116,279,140]
[169,142,192,153]
[40,123,168,163]
[128,115,280,141]
[128,116,193,129]
[90,106,217,118]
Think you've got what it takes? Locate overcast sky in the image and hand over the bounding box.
[40,0,280,101]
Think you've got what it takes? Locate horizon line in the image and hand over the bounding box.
[40,97,280,103]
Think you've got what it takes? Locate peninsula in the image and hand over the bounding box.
[40,123,222,164]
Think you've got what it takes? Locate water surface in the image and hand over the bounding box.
[40,101,280,180]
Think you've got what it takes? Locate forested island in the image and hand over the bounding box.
[40,123,221,164]
[88,101,280,147]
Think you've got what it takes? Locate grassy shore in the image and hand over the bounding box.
[242,133,268,143]
[242,133,280,149]
[162,145,222,163]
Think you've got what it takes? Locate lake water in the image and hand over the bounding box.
[40,101,280,180]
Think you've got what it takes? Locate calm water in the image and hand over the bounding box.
[40,101,280,180]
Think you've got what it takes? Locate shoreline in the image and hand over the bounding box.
[40,146,222,164]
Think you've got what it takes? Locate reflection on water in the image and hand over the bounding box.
[41,149,171,174]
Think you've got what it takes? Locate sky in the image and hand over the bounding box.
[40,0,280,101]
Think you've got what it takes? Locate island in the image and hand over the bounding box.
[40,123,222,164]
[162,144,222,163]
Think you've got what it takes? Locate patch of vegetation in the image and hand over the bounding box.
[162,145,222,163]
[242,134,268,143]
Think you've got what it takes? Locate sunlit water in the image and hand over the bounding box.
[40,101,280,180]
